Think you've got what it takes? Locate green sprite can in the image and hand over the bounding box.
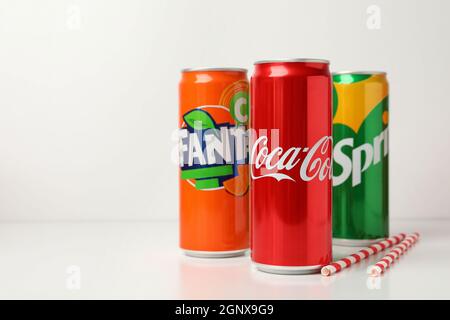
[332,71,389,246]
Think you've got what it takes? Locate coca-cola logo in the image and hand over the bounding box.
[250,134,333,183]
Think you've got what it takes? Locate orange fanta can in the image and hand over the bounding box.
[178,68,249,257]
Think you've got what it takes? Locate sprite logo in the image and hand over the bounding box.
[334,127,388,186]
[179,85,249,194]
[332,74,389,187]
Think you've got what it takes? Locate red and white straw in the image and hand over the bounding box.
[321,233,406,277]
[367,232,420,277]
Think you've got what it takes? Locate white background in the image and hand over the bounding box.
[1,0,449,221]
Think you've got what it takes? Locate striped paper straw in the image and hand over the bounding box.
[321,233,406,277]
[367,232,420,277]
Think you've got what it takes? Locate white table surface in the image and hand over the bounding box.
[0,219,448,300]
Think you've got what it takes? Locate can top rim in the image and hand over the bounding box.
[254,58,330,65]
[333,70,387,76]
[181,67,247,73]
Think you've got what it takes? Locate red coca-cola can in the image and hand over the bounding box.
[250,59,333,274]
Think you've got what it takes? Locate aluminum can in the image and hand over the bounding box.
[250,59,333,274]
[332,71,389,246]
[179,67,249,258]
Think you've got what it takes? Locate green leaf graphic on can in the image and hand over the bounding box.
[184,109,216,130]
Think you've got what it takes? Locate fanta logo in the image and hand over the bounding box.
[250,135,333,183]
[179,108,248,167]
[179,92,249,195]
[333,127,388,187]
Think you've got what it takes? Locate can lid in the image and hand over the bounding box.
[181,67,247,73]
[254,58,330,65]
[333,71,386,76]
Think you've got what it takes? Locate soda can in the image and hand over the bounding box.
[250,59,333,274]
[178,67,250,258]
[332,71,389,246]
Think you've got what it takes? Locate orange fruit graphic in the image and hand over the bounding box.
[223,165,249,196]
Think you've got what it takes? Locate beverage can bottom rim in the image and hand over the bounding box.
[182,249,248,259]
[333,237,387,247]
[253,262,323,275]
